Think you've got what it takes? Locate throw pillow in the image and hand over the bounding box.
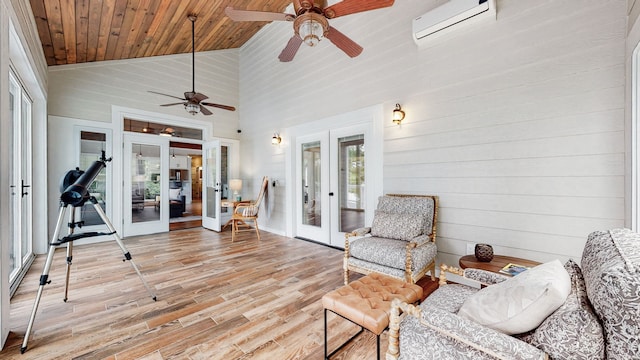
[169,188,181,200]
[457,259,571,335]
[370,210,424,241]
[517,260,605,359]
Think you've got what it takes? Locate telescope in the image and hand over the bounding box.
[21,151,155,354]
[59,151,111,207]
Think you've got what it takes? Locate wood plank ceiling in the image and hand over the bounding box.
[29,0,293,66]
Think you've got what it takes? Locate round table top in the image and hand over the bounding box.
[459,254,541,274]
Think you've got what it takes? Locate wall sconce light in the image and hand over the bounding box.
[393,104,405,125]
[272,133,282,145]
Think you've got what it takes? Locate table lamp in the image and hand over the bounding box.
[229,179,242,201]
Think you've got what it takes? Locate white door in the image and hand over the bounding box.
[295,124,369,247]
[296,132,330,244]
[8,71,35,295]
[202,140,222,231]
[329,125,368,246]
[123,134,169,236]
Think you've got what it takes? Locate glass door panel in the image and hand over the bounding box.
[337,134,365,233]
[9,73,19,282]
[79,131,108,226]
[131,144,161,223]
[302,141,322,227]
[20,94,33,265]
[202,140,221,231]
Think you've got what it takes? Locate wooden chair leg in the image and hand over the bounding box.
[254,219,260,241]
[231,220,237,242]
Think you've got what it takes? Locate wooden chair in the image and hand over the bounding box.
[231,176,269,242]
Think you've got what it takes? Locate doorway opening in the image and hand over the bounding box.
[168,142,203,230]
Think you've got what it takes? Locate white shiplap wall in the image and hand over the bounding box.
[47,49,240,139]
[239,0,627,265]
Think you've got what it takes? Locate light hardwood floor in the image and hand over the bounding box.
[2,228,435,359]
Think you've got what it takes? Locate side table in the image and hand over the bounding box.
[459,254,541,275]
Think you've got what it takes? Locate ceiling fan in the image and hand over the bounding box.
[149,15,236,116]
[225,0,395,62]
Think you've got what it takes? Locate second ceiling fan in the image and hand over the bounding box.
[149,15,236,116]
[225,0,395,62]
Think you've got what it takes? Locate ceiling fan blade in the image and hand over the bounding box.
[199,105,213,116]
[201,102,237,112]
[278,35,303,62]
[225,7,295,22]
[192,92,209,103]
[149,91,186,101]
[160,102,186,107]
[323,0,394,19]
[326,26,363,58]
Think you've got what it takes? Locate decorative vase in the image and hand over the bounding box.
[475,244,494,262]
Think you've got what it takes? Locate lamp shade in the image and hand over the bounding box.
[229,179,242,192]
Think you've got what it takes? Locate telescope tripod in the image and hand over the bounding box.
[21,197,156,353]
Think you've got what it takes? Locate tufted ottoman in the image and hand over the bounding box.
[322,273,423,359]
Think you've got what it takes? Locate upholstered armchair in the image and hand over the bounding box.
[344,194,438,285]
[387,228,640,360]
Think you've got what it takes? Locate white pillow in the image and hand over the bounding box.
[457,259,571,335]
[169,188,181,200]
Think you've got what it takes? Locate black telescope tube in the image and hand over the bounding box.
[60,160,107,206]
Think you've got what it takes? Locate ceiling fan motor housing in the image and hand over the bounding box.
[296,0,326,14]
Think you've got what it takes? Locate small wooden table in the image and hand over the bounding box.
[459,255,541,275]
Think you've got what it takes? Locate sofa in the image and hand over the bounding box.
[387,228,640,360]
[344,194,438,285]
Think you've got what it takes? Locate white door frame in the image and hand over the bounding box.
[111,105,214,236]
[285,104,384,247]
[202,140,222,231]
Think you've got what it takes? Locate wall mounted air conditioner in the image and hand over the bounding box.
[413,0,496,45]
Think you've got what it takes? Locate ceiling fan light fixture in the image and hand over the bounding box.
[295,13,328,47]
[300,20,322,46]
[185,103,200,115]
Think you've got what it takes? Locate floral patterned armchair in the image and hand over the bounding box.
[344,194,438,285]
[387,228,640,360]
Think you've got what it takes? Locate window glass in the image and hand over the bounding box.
[79,131,108,225]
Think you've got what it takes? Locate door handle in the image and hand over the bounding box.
[22,180,31,197]
[329,192,334,196]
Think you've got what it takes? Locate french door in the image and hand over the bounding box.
[295,124,368,247]
[8,71,35,295]
[202,140,222,231]
[123,134,169,236]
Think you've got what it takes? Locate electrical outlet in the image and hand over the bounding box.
[466,243,475,255]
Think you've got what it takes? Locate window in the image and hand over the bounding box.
[79,131,108,225]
